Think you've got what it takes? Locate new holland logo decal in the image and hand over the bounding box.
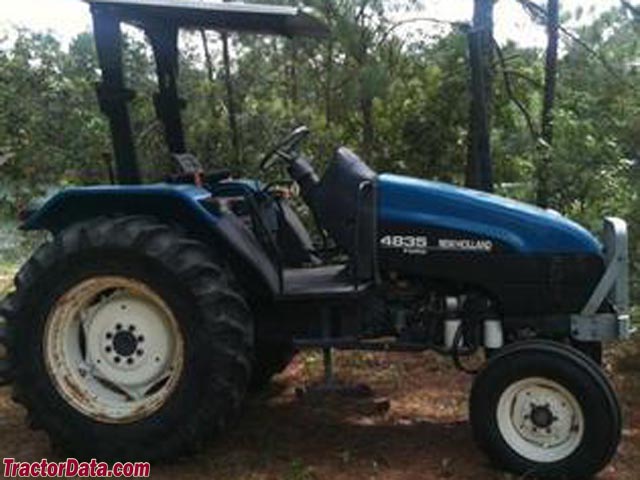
[379,235,493,255]
[437,238,493,252]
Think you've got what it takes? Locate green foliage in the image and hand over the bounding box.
[0,31,110,193]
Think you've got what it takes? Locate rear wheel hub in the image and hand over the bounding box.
[44,276,184,424]
[112,330,138,357]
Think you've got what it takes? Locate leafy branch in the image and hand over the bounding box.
[515,0,633,87]
[494,39,539,139]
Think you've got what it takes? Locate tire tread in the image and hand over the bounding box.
[1,215,253,462]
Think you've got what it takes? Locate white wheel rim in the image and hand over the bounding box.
[44,276,184,424]
[496,377,584,463]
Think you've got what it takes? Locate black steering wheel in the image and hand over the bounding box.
[259,125,311,171]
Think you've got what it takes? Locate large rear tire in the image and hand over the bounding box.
[470,340,621,479]
[0,216,253,461]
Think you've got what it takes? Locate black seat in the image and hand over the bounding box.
[310,147,377,281]
[277,148,378,301]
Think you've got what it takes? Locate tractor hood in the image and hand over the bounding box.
[378,174,602,255]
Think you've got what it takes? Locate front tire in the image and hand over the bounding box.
[1,216,253,461]
[470,340,620,479]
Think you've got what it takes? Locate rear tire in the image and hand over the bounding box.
[470,340,620,479]
[0,216,253,461]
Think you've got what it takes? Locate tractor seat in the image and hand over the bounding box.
[288,147,377,282]
[214,209,372,302]
[311,148,376,256]
[309,148,378,281]
[279,264,372,301]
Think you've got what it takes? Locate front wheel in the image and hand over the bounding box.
[470,340,621,479]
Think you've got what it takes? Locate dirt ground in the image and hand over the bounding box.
[0,339,638,480]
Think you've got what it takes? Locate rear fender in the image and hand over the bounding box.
[22,184,279,295]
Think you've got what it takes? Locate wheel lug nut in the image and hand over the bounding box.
[138,335,144,343]
[116,323,122,331]
[129,325,136,332]
[105,346,112,353]
[136,349,144,356]
[127,358,134,365]
[106,332,113,339]
[114,356,121,363]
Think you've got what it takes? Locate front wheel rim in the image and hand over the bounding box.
[44,276,184,424]
[496,377,585,463]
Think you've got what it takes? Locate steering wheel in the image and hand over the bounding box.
[259,125,311,171]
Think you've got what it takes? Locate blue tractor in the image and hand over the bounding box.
[0,1,632,478]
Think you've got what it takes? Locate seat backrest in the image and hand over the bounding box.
[312,147,377,280]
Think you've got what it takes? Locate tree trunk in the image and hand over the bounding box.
[221,32,241,167]
[360,93,374,162]
[200,30,214,84]
[622,0,640,22]
[536,0,559,208]
[474,0,495,105]
[325,36,334,126]
[357,8,374,164]
[323,1,334,127]
[465,0,495,192]
[289,40,299,112]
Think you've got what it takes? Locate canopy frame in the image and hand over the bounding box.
[87,0,328,184]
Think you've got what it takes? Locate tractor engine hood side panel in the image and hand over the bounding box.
[378,174,601,255]
[377,174,605,316]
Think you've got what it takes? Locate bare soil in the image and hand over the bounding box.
[0,341,638,480]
